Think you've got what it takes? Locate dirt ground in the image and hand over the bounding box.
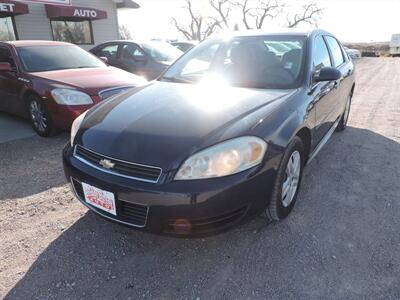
[1,58,400,299]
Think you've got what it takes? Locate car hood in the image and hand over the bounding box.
[31,67,143,95]
[78,81,295,171]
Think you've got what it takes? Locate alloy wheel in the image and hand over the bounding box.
[281,150,301,207]
[29,100,48,133]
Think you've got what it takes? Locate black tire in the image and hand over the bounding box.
[336,94,352,132]
[27,95,58,137]
[266,136,305,221]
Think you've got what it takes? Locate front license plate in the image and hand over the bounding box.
[82,182,116,216]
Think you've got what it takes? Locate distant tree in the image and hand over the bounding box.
[171,0,231,41]
[171,0,323,40]
[209,0,232,29]
[119,25,133,40]
[286,2,322,28]
[231,0,284,30]
[231,0,322,29]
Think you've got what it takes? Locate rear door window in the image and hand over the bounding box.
[325,36,345,67]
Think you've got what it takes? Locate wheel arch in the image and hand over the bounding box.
[294,127,312,163]
[260,107,312,157]
[23,90,41,107]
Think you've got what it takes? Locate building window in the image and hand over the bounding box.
[0,16,17,41]
[51,20,93,45]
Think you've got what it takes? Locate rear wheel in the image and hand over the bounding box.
[266,137,305,221]
[27,95,58,137]
[336,94,352,132]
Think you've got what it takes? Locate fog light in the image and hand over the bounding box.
[172,219,192,235]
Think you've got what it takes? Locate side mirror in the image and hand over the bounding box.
[99,56,109,64]
[314,67,341,82]
[0,62,13,72]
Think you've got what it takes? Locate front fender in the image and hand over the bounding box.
[253,95,312,150]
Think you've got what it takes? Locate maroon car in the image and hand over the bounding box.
[0,41,144,137]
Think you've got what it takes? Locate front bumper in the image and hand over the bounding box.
[45,96,101,130]
[63,144,278,236]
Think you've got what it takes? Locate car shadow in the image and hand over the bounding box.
[5,127,400,299]
[0,133,69,201]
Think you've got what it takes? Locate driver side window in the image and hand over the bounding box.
[120,44,145,61]
[97,44,118,59]
[313,36,332,71]
[0,47,16,68]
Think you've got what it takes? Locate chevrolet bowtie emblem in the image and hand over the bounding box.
[99,159,115,169]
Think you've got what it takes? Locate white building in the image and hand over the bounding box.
[0,0,139,50]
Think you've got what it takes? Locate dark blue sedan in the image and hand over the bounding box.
[63,29,355,236]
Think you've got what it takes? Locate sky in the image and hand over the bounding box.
[118,0,400,43]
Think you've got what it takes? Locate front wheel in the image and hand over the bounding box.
[27,95,58,137]
[266,137,305,221]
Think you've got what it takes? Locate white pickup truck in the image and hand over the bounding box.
[390,34,400,57]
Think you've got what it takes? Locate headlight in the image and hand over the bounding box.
[70,111,88,146]
[175,136,267,180]
[51,88,93,105]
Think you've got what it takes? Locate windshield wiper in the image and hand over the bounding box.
[161,76,193,84]
[76,66,97,69]
[44,67,70,71]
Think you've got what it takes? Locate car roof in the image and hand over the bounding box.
[97,40,154,44]
[3,40,73,48]
[172,41,198,45]
[222,28,333,39]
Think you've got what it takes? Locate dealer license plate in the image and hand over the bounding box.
[82,182,116,216]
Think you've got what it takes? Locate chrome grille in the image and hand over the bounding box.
[74,145,162,183]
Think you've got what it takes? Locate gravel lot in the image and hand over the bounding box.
[1,58,400,299]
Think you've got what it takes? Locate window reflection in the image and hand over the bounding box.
[0,17,17,41]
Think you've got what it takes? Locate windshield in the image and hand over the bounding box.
[162,36,307,89]
[142,41,183,63]
[17,45,105,72]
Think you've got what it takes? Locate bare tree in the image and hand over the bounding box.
[286,2,322,28]
[171,0,322,40]
[209,0,231,29]
[119,25,133,40]
[171,0,231,41]
[231,0,284,30]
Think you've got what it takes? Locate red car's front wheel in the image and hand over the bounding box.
[27,95,58,137]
